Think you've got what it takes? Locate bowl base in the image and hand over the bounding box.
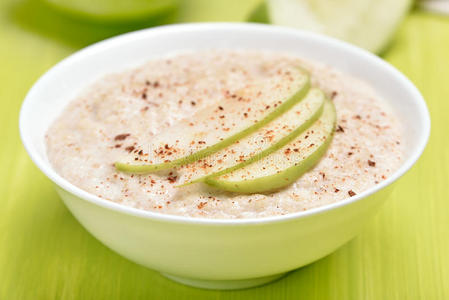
[161,272,287,290]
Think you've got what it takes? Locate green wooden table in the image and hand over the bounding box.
[1,0,449,299]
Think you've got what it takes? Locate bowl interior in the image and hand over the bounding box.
[19,23,430,222]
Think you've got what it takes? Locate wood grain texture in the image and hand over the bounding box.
[1,0,448,299]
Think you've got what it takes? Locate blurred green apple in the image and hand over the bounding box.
[249,0,412,54]
[42,0,179,22]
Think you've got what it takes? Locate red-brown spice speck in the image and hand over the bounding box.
[125,146,135,152]
[197,202,207,209]
[167,175,178,183]
[114,133,130,141]
[348,190,356,197]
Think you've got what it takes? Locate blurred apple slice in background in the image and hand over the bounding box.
[42,0,179,22]
[262,0,412,53]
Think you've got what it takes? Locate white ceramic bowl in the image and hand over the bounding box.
[19,23,430,290]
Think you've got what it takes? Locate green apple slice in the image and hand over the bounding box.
[266,0,411,53]
[205,99,336,194]
[177,88,325,185]
[115,66,310,174]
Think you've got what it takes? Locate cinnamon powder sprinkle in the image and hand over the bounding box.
[348,190,356,197]
[197,202,207,209]
[125,146,135,152]
[167,175,178,183]
[114,133,130,141]
[368,160,376,167]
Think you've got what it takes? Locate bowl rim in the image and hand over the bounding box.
[19,22,431,226]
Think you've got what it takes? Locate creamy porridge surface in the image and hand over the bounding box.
[46,50,403,219]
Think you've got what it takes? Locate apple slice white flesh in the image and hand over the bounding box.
[115,66,310,173]
[267,0,411,53]
[177,88,325,185]
[205,99,336,194]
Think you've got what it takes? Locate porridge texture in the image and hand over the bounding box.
[46,50,403,219]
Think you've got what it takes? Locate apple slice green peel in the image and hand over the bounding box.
[205,99,336,194]
[115,66,310,174]
[177,88,325,186]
